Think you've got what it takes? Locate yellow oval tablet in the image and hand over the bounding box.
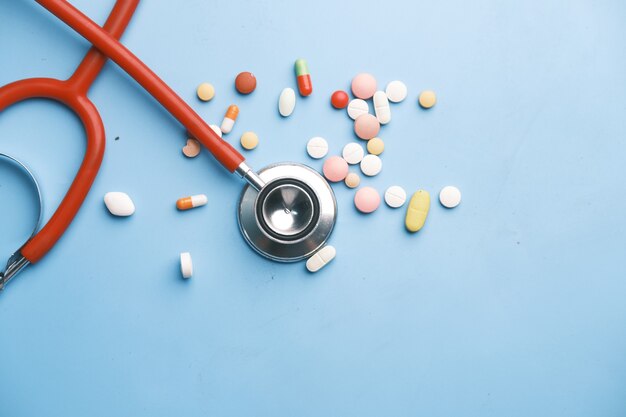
[240,131,259,150]
[418,90,436,109]
[405,190,430,232]
[197,83,215,101]
[367,137,384,155]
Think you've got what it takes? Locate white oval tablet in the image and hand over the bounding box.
[104,192,135,216]
[342,142,365,165]
[385,80,407,103]
[306,136,329,159]
[384,186,407,208]
[305,245,336,273]
[209,124,222,138]
[180,252,193,279]
[347,99,369,120]
[373,91,391,124]
[360,154,382,176]
[279,87,296,117]
[439,186,462,208]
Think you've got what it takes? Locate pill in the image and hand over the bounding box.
[360,154,382,176]
[347,99,369,120]
[182,138,201,158]
[354,186,381,213]
[240,131,259,150]
[294,58,313,96]
[278,87,296,117]
[405,190,430,232]
[306,136,329,159]
[209,124,222,138]
[104,192,135,217]
[354,114,380,140]
[322,156,349,182]
[385,80,407,103]
[384,186,407,208]
[342,142,365,165]
[344,172,360,188]
[306,245,336,273]
[176,194,208,210]
[373,90,391,124]
[180,252,193,279]
[367,137,384,155]
[419,90,437,108]
[220,104,239,134]
[196,82,215,101]
[439,186,462,208]
[351,73,377,99]
[331,90,350,109]
[235,71,256,94]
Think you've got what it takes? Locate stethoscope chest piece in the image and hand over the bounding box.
[238,163,337,262]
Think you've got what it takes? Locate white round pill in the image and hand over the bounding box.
[384,186,407,208]
[180,252,193,279]
[360,154,382,176]
[209,124,222,138]
[439,186,462,208]
[347,99,369,120]
[306,136,329,159]
[342,142,365,165]
[385,80,407,103]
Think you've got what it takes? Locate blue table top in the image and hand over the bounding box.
[2,0,626,416]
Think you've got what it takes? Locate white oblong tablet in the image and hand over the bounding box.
[180,252,193,279]
[439,186,461,208]
[104,192,135,216]
[279,87,296,117]
[385,80,407,103]
[373,91,391,124]
[306,136,329,159]
[360,154,382,176]
[347,99,369,120]
[342,142,365,165]
[306,245,336,273]
[384,186,407,208]
[210,124,222,138]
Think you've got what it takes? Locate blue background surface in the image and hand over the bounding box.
[1,0,626,415]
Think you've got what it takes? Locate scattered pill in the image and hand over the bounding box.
[182,138,201,158]
[354,113,380,140]
[220,104,239,134]
[439,186,462,208]
[331,90,350,109]
[294,58,313,96]
[196,83,215,101]
[235,71,256,94]
[354,186,381,213]
[306,136,329,159]
[347,99,369,120]
[373,90,391,124]
[342,142,365,165]
[351,73,377,99]
[306,245,336,273]
[405,190,430,232]
[278,87,296,117]
[419,90,437,109]
[385,81,407,103]
[367,137,384,155]
[384,186,407,208]
[322,156,349,182]
[360,154,382,176]
[345,172,360,188]
[240,131,259,150]
[180,252,193,279]
[176,194,208,210]
[209,124,222,138]
[104,192,135,217]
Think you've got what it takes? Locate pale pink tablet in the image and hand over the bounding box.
[354,186,381,213]
[322,156,349,182]
[354,114,380,140]
[351,73,377,99]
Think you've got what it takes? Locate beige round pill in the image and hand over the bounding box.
[240,131,259,150]
[344,172,360,188]
[196,83,215,101]
[418,90,436,109]
[367,137,385,155]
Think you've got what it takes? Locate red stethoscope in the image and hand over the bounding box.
[0,0,336,290]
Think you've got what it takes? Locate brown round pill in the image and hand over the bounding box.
[235,71,257,94]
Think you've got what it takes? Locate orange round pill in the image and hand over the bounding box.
[235,72,257,94]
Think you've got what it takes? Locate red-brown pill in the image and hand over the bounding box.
[235,71,257,94]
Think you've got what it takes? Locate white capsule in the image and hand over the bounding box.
[342,142,365,164]
[360,154,382,176]
[279,87,296,117]
[385,80,407,103]
[104,192,135,216]
[306,136,329,159]
[306,245,336,273]
[384,186,407,208]
[347,99,369,120]
[373,91,391,124]
[180,252,193,279]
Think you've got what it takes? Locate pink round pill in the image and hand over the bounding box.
[322,156,349,182]
[354,187,381,213]
[354,114,380,140]
[351,73,377,99]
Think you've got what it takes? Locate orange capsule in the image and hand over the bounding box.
[176,194,208,210]
[220,104,239,134]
